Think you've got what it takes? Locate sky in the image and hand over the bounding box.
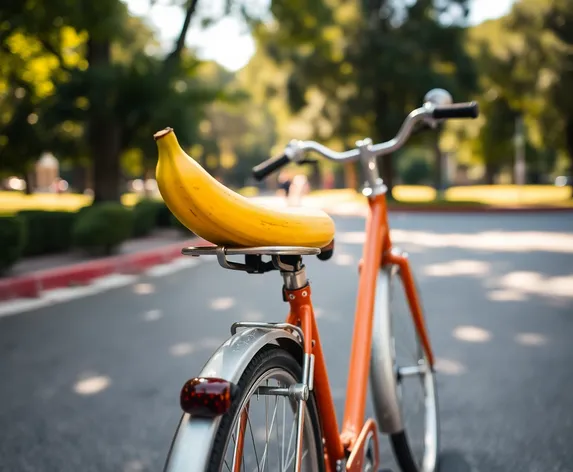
[125,0,516,71]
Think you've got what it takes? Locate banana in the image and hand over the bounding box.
[153,128,335,248]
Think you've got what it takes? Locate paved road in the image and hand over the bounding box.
[1,213,572,472]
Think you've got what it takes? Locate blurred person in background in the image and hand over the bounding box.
[288,173,310,206]
[277,170,292,201]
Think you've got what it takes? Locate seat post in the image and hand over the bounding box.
[275,255,308,290]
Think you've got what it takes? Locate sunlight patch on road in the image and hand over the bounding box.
[73,374,111,395]
[515,332,548,347]
[133,282,155,295]
[487,289,527,302]
[494,272,573,300]
[391,229,573,254]
[124,460,145,472]
[336,231,366,245]
[423,260,490,277]
[142,309,162,321]
[333,253,355,266]
[170,342,195,356]
[434,357,467,375]
[453,325,491,343]
[210,297,235,311]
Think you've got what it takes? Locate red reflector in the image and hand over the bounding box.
[180,377,235,417]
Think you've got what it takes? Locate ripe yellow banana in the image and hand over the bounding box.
[154,128,335,248]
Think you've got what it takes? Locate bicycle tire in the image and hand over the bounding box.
[207,346,326,472]
[370,267,440,472]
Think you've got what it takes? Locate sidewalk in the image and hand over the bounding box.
[0,229,208,301]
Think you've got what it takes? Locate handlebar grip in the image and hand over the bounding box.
[432,101,479,119]
[252,153,291,181]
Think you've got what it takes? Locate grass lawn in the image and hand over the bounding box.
[1,185,571,215]
[309,185,573,207]
[0,191,146,215]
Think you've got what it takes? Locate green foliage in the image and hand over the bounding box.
[132,199,160,238]
[72,203,133,254]
[0,216,26,272]
[18,210,76,256]
[0,0,228,202]
[466,0,573,185]
[249,0,478,193]
[399,155,432,185]
[156,202,174,228]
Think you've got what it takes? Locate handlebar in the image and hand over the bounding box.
[252,92,479,181]
[252,153,290,181]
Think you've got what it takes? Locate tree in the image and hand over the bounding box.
[1,0,224,202]
[471,0,573,192]
[243,0,477,196]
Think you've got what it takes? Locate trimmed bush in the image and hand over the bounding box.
[0,215,26,272]
[399,156,432,185]
[132,199,161,238]
[73,203,133,255]
[156,202,173,228]
[18,210,77,256]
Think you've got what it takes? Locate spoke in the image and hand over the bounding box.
[281,396,286,471]
[275,395,280,472]
[259,390,280,472]
[264,382,268,472]
[284,415,297,471]
[284,447,309,471]
[224,460,232,472]
[247,414,261,472]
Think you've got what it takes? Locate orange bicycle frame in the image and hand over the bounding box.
[284,192,435,472]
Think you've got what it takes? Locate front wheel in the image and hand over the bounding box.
[370,266,440,472]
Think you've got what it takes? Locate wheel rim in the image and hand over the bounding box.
[220,368,320,472]
[391,271,439,472]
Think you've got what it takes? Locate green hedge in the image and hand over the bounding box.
[18,210,77,256]
[156,202,174,227]
[73,203,133,255]
[0,216,26,272]
[132,199,161,238]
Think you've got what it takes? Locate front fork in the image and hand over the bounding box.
[385,248,435,367]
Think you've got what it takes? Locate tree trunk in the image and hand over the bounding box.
[87,38,123,203]
[373,90,394,198]
[484,162,497,185]
[23,170,33,195]
[565,117,573,198]
[380,155,394,198]
[308,161,321,190]
[433,130,444,200]
[90,120,122,203]
[344,162,358,190]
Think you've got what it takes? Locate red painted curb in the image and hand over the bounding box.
[0,237,207,301]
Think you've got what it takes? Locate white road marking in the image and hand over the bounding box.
[0,256,208,318]
[145,256,200,277]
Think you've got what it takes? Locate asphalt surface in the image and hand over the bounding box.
[1,213,572,472]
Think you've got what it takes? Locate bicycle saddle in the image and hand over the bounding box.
[153,128,335,248]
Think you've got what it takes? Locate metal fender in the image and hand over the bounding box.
[164,327,302,472]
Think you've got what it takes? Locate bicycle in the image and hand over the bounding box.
[154,88,479,472]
